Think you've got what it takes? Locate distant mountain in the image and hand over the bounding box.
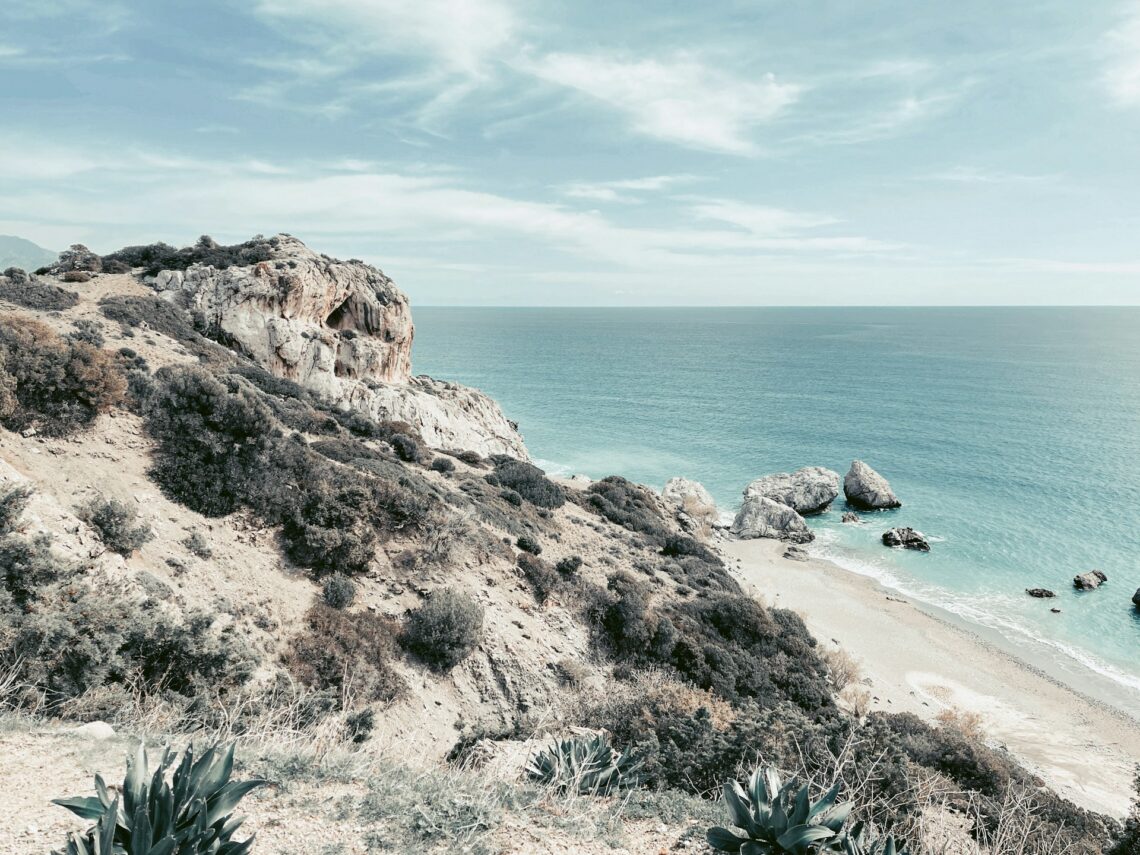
[0,235,57,272]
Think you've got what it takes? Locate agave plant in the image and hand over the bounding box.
[525,733,642,795]
[707,765,852,854]
[52,741,266,855]
[842,821,907,855]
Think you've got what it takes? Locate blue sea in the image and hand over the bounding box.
[413,307,1140,717]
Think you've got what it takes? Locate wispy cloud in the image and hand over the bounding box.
[1104,1,1140,105]
[793,88,964,147]
[0,135,907,275]
[523,52,800,154]
[560,175,697,203]
[920,166,1059,184]
[253,0,517,76]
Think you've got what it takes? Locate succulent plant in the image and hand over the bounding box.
[525,733,642,795]
[52,741,266,855]
[707,765,852,854]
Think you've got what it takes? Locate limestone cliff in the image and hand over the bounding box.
[149,235,527,458]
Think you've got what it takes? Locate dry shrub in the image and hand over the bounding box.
[822,646,862,692]
[839,685,873,719]
[680,494,718,537]
[286,604,403,703]
[0,315,126,435]
[935,706,987,741]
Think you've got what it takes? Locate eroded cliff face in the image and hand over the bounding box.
[151,235,528,458]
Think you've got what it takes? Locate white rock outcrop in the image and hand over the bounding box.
[662,477,719,535]
[743,467,839,515]
[152,235,527,458]
[731,495,813,543]
[843,460,901,510]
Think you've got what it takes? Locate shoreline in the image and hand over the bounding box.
[719,535,1140,818]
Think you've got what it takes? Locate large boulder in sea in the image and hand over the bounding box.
[843,460,901,510]
[1133,588,1140,608]
[1073,570,1107,591]
[148,235,527,459]
[882,527,929,551]
[662,477,718,535]
[732,495,813,544]
[743,467,839,515]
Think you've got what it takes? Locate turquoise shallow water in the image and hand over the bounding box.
[412,307,1140,716]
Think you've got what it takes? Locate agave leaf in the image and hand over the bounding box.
[884,838,896,855]
[123,743,148,817]
[791,783,810,826]
[777,824,836,853]
[819,801,853,833]
[143,838,176,855]
[770,790,789,836]
[763,767,781,805]
[53,796,106,821]
[707,826,748,852]
[808,782,841,820]
[217,835,257,855]
[98,797,119,854]
[740,843,769,855]
[723,781,754,831]
[199,743,236,799]
[206,779,267,826]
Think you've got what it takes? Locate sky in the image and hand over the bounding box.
[3,1,1140,305]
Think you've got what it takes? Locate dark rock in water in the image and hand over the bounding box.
[841,512,860,524]
[881,527,929,551]
[1132,588,1140,608]
[1051,607,1062,614]
[1025,588,1056,599]
[1073,570,1107,591]
[844,460,901,510]
[783,545,810,562]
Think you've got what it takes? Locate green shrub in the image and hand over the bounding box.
[0,272,80,311]
[430,456,456,473]
[589,575,832,713]
[281,475,380,576]
[62,270,91,284]
[518,553,561,603]
[1110,769,1140,854]
[500,488,522,507]
[52,741,264,855]
[322,574,357,609]
[390,432,423,463]
[516,534,542,555]
[345,707,375,744]
[181,530,212,559]
[0,315,126,436]
[70,318,105,347]
[487,457,564,508]
[0,483,32,535]
[456,450,483,466]
[583,476,669,541]
[556,555,583,577]
[102,234,278,276]
[286,604,403,702]
[402,590,484,671]
[97,294,202,343]
[78,496,153,557]
[0,532,69,609]
[145,366,276,516]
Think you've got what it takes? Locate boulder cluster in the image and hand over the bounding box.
[729,460,910,549]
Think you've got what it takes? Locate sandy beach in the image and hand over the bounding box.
[720,536,1140,818]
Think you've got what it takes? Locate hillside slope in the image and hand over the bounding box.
[0,236,1132,855]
